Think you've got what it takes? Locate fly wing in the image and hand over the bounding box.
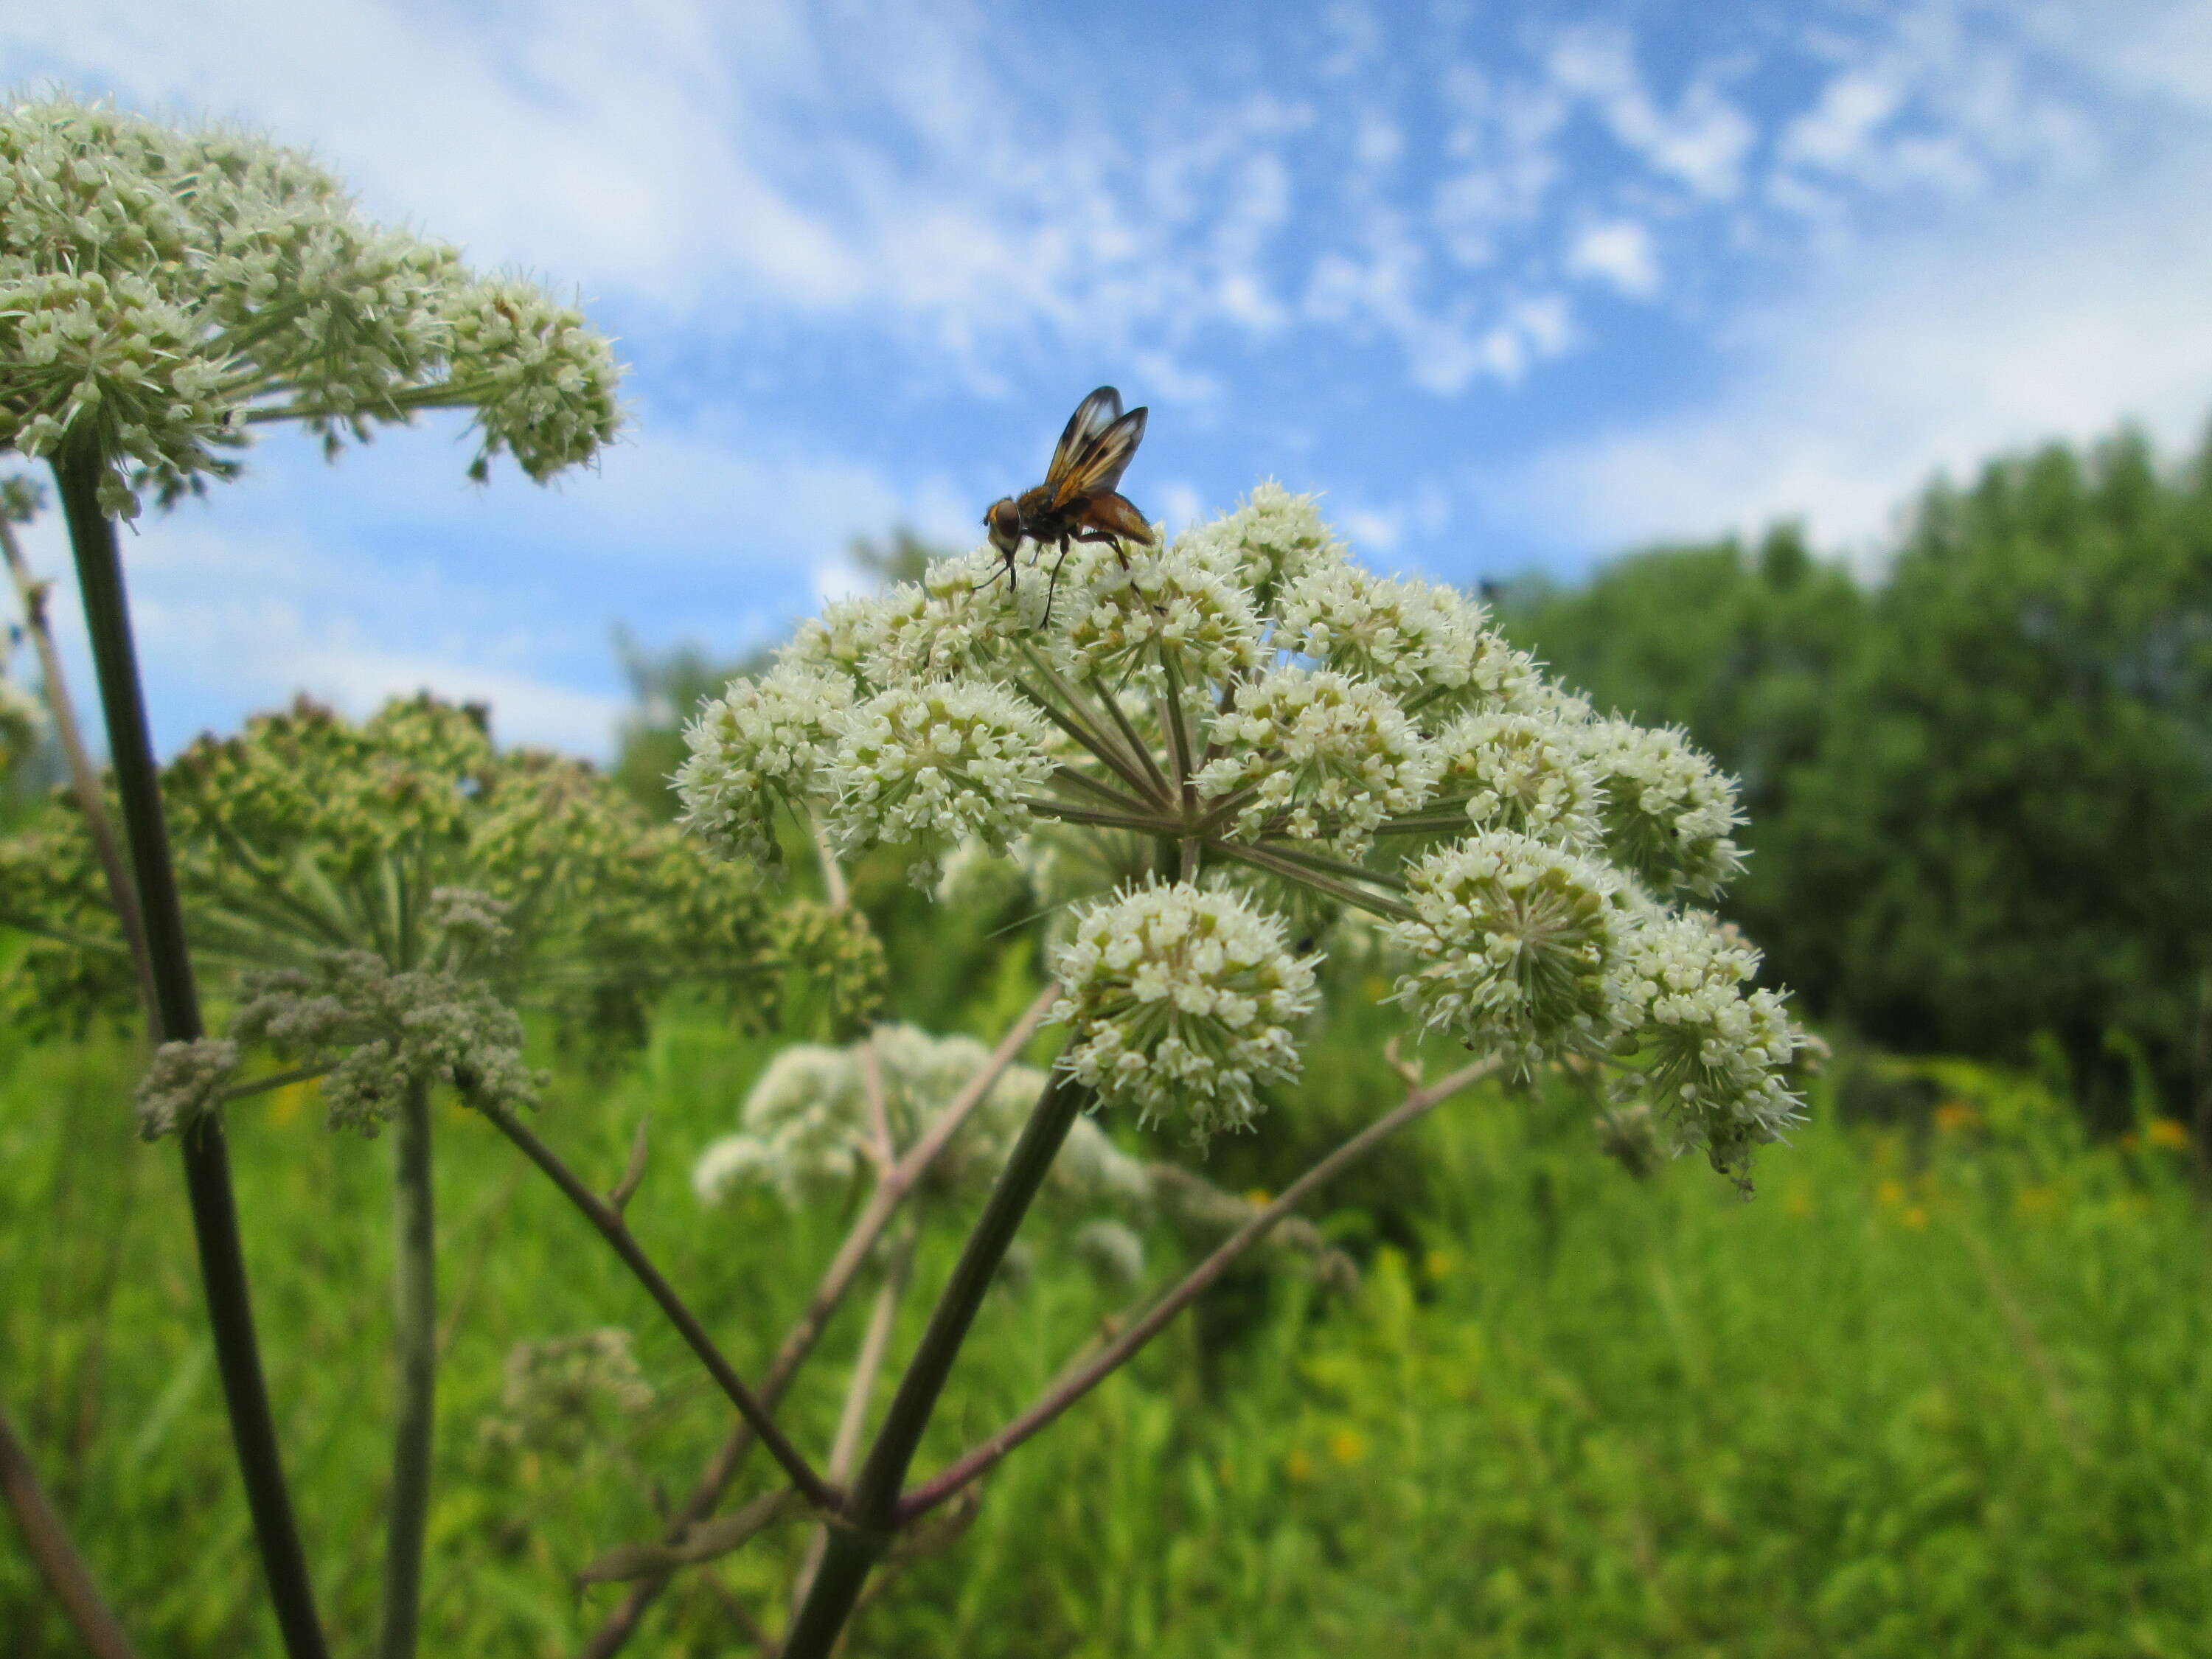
[1053,406,1147,507]
[1045,387,1124,490]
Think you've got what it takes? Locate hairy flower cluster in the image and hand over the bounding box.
[230,948,540,1133]
[1612,911,1806,1186]
[1581,718,1745,897]
[675,476,1802,1186]
[675,664,854,866]
[1182,480,1340,601]
[692,1023,1149,1211]
[1199,667,1438,855]
[134,1037,240,1141]
[1053,880,1319,1143]
[1386,832,1624,1075]
[1062,540,1262,689]
[824,681,1054,885]
[0,98,619,514]
[1275,561,1501,713]
[1433,709,1604,846]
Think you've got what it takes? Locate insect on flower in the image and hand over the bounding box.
[983,386,1158,617]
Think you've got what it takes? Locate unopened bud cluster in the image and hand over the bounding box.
[678,479,1806,1179]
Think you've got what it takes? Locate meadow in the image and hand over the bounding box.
[7,973,2208,1657]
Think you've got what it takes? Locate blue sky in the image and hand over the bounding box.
[8,0,2212,756]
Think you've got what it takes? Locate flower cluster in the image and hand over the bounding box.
[229,944,542,1134]
[677,480,1803,1180]
[0,692,880,1047]
[1052,880,1320,1141]
[1610,911,1807,1185]
[134,1037,240,1141]
[479,1329,656,1455]
[692,1023,1150,1211]
[0,98,621,514]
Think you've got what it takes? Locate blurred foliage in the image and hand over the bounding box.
[1500,423,2212,1124]
[4,1006,2206,1656]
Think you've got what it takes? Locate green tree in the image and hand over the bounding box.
[1767,429,2212,1120]
[1495,523,1868,970]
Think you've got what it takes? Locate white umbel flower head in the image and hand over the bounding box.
[1197,667,1439,855]
[1433,709,1603,848]
[1182,479,1340,602]
[1062,539,1262,689]
[1386,830,1624,1074]
[1612,911,1806,1187]
[0,98,622,515]
[826,680,1054,886]
[1052,878,1320,1143]
[782,591,900,689]
[675,663,853,866]
[862,546,1047,685]
[1578,718,1745,897]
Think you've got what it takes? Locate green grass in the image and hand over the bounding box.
[4,1003,2210,1658]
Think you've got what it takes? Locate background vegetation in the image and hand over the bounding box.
[6,421,2212,1655]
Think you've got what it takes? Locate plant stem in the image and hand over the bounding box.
[378,1079,437,1659]
[52,448,330,1659]
[0,508,159,1018]
[790,1228,917,1617]
[574,983,1056,1659]
[899,1052,1503,1522]
[0,1395,142,1659]
[780,1065,1091,1659]
[479,1104,839,1512]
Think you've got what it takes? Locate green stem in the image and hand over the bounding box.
[0,1394,142,1659]
[378,1079,437,1659]
[780,1067,1091,1659]
[0,509,159,1019]
[52,448,330,1659]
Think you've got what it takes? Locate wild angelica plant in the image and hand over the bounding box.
[1,93,619,1659]
[0,89,1818,1659]
[669,484,1812,1655]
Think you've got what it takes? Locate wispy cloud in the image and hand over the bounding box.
[8,1,2212,751]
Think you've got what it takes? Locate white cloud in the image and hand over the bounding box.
[1543,27,1756,200]
[1565,220,1660,298]
[1491,148,2212,566]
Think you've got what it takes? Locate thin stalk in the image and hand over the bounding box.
[478,1104,838,1511]
[1206,839,1416,921]
[377,1079,437,1659]
[1019,796,1172,835]
[52,447,330,1659]
[781,1066,1091,1659]
[0,508,159,1018]
[809,810,851,913]
[1246,838,1410,891]
[790,1230,917,1617]
[220,1065,330,1105]
[1090,676,1174,802]
[900,1053,1503,1520]
[0,1396,142,1659]
[1013,650,1164,807]
[574,984,1056,1659]
[1048,762,1155,815]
